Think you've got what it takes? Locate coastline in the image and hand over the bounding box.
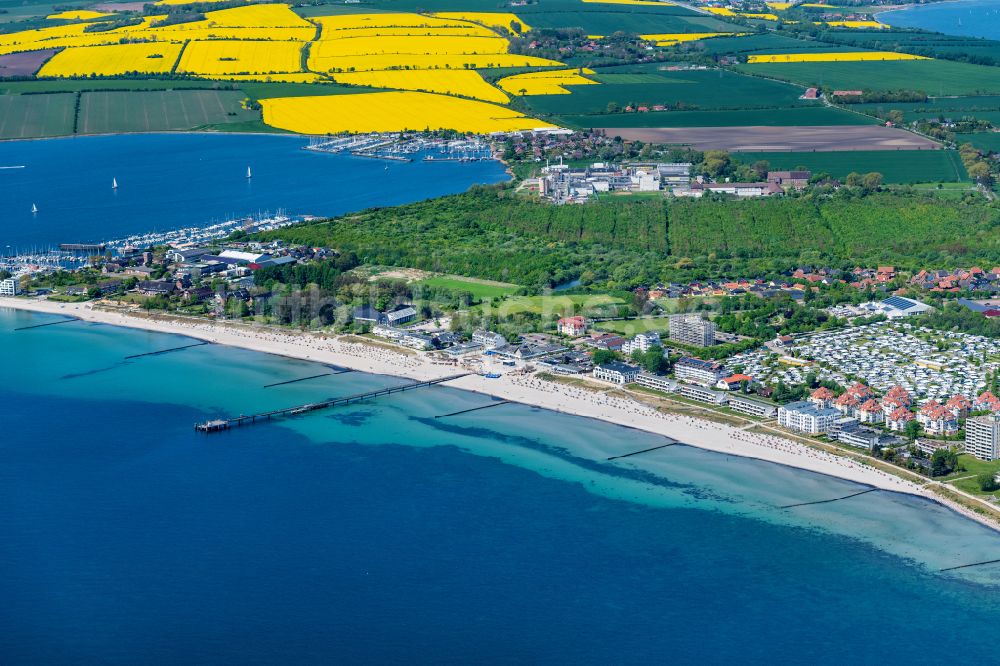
[4,295,999,535]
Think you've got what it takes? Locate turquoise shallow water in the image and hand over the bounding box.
[3,307,1000,663]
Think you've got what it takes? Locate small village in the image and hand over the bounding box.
[530,160,811,202]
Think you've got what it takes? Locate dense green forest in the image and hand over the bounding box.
[257,186,1000,289]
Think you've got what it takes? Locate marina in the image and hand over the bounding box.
[306,133,494,162]
[0,133,508,251]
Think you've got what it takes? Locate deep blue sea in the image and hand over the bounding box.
[3,307,1000,664]
[878,0,1000,40]
[0,133,507,250]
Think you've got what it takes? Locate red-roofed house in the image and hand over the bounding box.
[974,391,1000,413]
[716,374,753,391]
[918,401,959,436]
[858,399,884,424]
[887,407,915,432]
[557,316,588,337]
[945,394,972,419]
[846,382,875,400]
[810,387,835,408]
[834,393,860,416]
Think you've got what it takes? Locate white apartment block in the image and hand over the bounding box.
[623,332,661,355]
[669,315,716,347]
[777,401,841,434]
[965,414,1000,461]
[0,278,20,296]
[674,357,727,386]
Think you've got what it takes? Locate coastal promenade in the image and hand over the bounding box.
[4,296,998,534]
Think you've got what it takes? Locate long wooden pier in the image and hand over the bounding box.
[196,373,469,433]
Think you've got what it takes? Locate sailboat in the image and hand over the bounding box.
[246,166,252,179]
[112,177,118,189]
[31,203,38,214]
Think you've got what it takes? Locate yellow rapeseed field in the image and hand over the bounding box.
[747,51,928,63]
[38,42,183,77]
[194,73,330,83]
[316,13,488,32]
[310,35,509,58]
[261,91,554,134]
[311,52,564,73]
[640,32,737,46]
[707,7,779,20]
[177,40,304,75]
[496,69,597,96]
[824,20,889,28]
[765,2,794,10]
[430,12,530,34]
[332,69,509,104]
[46,10,113,20]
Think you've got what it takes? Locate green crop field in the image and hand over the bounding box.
[556,105,876,128]
[514,7,730,34]
[815,29,1000,65]
[851,96,1000,117]
[960,132,1000,154]
[0,79,224,95]
[735,59,1000,96]
[418,275,521,300]
[525,68,810,115]
[77,90,259,135]
[695,33,858,56]
[0,93,75,138]
[731,150,968,183]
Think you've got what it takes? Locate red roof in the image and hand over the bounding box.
[811,387,835,400]
[890,407,914,422]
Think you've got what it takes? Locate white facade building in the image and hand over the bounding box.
[674,357,727,386]
[965,414,1000,461]
[777,401,841,434]
[472,330,507,350]
[669,314,715,347]
[0,277,20,296]
[593,362,640,385]
[623,332,661,355]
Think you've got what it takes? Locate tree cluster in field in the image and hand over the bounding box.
[508,29,673,68]
[920,302,1000,339]
[957,142,994,186]
[255,184,1000,293]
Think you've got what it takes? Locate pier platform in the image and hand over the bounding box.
[196,373,468,433]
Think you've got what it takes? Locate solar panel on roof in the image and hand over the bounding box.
[882,295,917,310]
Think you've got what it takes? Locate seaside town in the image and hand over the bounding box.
[5,227,1000,498]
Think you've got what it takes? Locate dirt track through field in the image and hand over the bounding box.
[599,125,940,151]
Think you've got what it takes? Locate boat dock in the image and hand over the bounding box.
[195,373,469,433]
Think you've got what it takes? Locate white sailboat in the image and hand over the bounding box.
[246,166,252,179]
[112,177,118,189]
[31,203,38,214]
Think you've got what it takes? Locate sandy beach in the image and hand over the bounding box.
[4,296,998,532]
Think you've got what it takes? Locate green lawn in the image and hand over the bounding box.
[76,90,259,135]
[483,293,625,317]
[418,275,522,300]
[731,149,968,183]
[595,317,673,335]
[0,92,75,138]
[735,59,1000,96]
[944,454,1000,498]
[557,105,875,128]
